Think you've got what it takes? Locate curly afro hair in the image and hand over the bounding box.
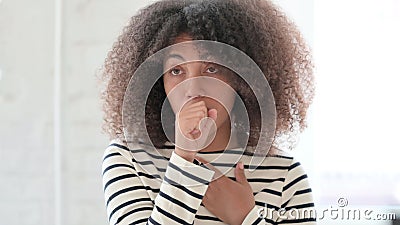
[100,0,314,152]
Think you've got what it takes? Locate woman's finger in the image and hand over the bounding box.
[183,100,206,110]
[181,111,206,120]
[182,108,207,117]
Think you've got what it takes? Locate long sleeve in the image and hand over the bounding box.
[102,145,215,225]
[277,159,316,224]
[240,205,271,225]
[240,159,316,225]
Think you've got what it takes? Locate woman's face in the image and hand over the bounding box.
[162,34,237,130]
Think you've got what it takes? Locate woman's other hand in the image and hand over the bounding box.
[195,156,256,225]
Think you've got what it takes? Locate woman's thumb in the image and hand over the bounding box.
[197,109,217,144]
[235,162,248,184]
[207,108,217,121]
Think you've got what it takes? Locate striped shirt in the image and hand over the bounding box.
[102,140,317,225]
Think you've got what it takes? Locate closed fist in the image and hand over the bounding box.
[175,98,218,152]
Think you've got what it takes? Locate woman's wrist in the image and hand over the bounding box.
[174,147,196,162]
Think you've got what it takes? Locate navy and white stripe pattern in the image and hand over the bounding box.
[102,140,316,224]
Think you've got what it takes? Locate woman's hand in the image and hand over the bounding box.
[174,99,218,161]
[195,156,256,225]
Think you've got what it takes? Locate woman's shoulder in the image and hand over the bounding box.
[241,145,296,167]
[102,138,133,161]
[266,147,307,171]
[267,146,296,164]
[103,139,175,163]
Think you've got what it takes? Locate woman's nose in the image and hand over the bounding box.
[185,76,206,99]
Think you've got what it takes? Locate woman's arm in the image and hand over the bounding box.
[102,144,215,225]
[277,159,316,224]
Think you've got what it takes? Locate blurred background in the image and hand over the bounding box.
[0,0,399,224]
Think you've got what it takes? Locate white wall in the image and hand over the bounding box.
[0,0,153,224]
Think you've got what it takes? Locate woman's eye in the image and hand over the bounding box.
[170,68,183,76]
[206,66,218,74]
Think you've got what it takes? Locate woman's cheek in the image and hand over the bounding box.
[167,96,180,115]
[163,79,179,113]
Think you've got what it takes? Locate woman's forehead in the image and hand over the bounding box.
[165,43,200,61]
[164,43,219,64]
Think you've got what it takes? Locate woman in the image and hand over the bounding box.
[100,0,316,224]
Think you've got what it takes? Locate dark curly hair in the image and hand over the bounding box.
[100,0,314,152]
